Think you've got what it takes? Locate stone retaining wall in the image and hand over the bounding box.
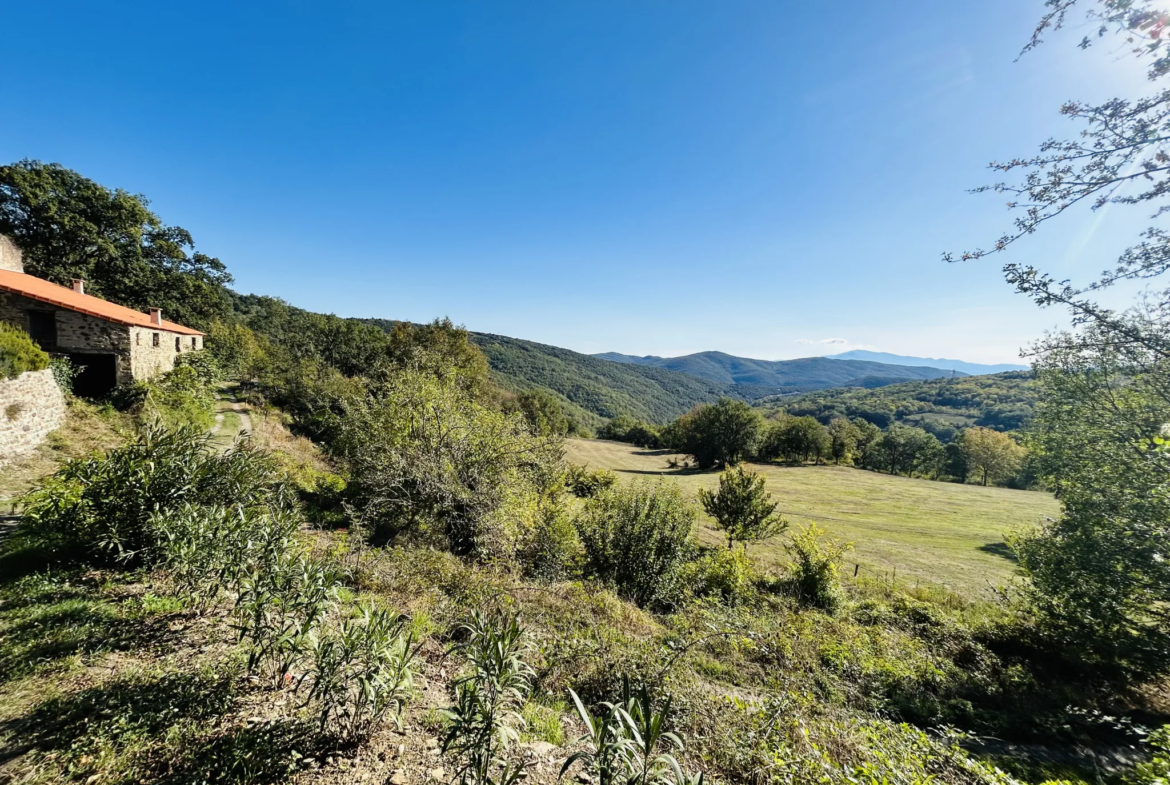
[0,369,65,467]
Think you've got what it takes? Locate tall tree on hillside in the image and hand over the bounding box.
[0,160,232,329]
[699,465,788,550]
[958,426,1025,486]
[956,0,1170,676]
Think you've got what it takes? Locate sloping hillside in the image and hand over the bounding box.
[471,333,774,424]
[595,350,962,387]
[756,371,1037,438]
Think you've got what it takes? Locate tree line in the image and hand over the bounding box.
[601,399,1029,487]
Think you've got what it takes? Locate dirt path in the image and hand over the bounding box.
[210,384,253,450]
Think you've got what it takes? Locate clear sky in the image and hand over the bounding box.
[1,1,1151,364]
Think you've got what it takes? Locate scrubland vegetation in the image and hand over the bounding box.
[4,4,1170,781]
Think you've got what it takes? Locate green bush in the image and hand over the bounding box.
[304,603,417,745]
[680,547,756,605]
[49,356,76,394]
[19,424,288,561]
[1130,725,1169,785]
[566,464,617,498]
[234,545,337,687]
[523,501,581,582]
[145,363,217,430]
[0,323,49,380]
[151,502,301,609]
[785,524,851,613]
[441,611,535,785]
[575,482,696,608]
[334,368,562,558]
[564,679,702,785]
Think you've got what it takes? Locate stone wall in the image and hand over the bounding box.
[129,325,201,381]
[0,368,65,467]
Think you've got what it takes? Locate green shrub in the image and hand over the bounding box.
[563,679,702,785]
[523,501,581,582]
[0,323,49,380]
[575,482,695,609]
[151,503,300,609]
[19,424,287,561]
[680,547,756,606]
[49,356,76,394]
[334,369,563,558]
[441,611,535,785]
[304,603,417,745]
[566,464,618,498]
[144,364,217,430]
[1130,725,1170,785]
[785,524,851,613]
[234,545,337,687]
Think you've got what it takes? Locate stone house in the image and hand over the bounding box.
[0,235,205,398]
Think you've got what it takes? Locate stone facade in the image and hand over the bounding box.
[0,368,66,467]
[0,290,202,387]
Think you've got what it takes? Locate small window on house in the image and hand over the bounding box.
[26,310,57,347]
[136,332,140,345]
[153,332,160,347]
[191,337,197,349]
[175,336,181,351]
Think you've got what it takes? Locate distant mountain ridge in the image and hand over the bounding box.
[592,350,963,389]
[824,350,1027,375]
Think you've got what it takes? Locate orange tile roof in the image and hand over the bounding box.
[0,269,205,336]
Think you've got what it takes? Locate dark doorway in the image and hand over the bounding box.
[68,353,118,399]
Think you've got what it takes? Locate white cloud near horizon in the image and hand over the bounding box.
[793,337,879,353]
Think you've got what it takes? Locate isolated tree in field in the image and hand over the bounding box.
[954,0,1170,675]
[958,426,1025,486]
[827,418,859,465]
[0,159,232,328]
[674,397,763,469]
[698,464,788,550]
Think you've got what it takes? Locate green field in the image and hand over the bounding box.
[566,438,1060,597]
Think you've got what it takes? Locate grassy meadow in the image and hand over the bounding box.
[566,438,1060,597]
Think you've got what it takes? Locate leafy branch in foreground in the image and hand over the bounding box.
[442,611,535,785]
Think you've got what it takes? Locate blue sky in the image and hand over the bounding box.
[1,1,1151,363]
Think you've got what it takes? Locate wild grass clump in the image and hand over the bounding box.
[575,482,696,609]
[19,424,288,561]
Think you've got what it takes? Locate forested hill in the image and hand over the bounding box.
[595,350,963,388]
[468,333,779,425]
[756,371,1037,441]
